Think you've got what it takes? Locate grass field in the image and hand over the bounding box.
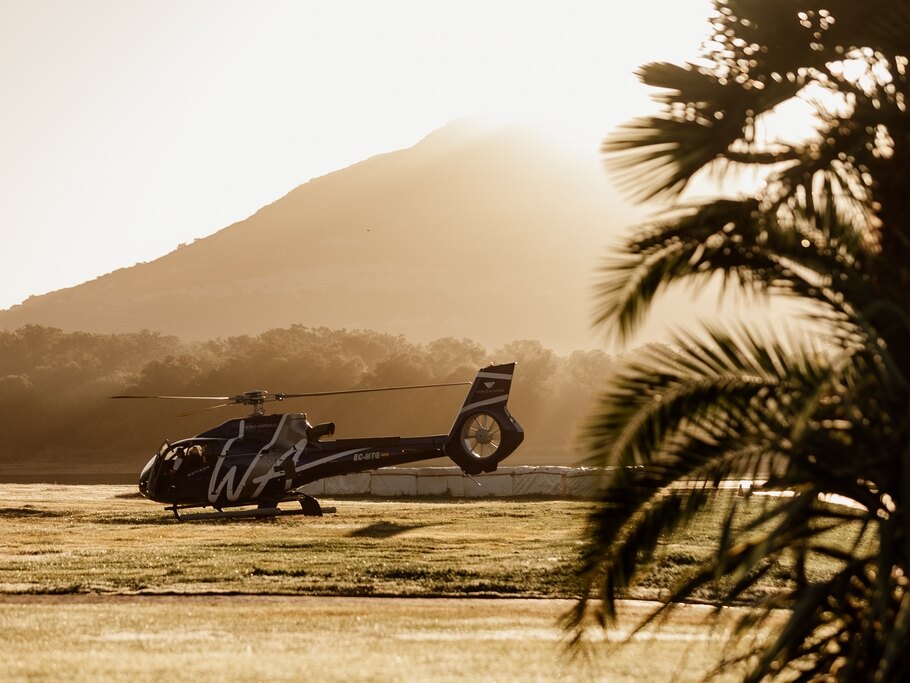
[0,485,592,597]
[0,485,790,681]
[0,594,782,682]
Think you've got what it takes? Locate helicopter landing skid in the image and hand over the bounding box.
[167,495,336,522]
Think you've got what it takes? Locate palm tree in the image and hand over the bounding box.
[569,2,910,680]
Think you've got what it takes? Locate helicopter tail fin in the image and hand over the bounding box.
[444,363,524,475]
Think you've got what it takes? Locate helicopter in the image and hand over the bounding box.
[113,362,523,520]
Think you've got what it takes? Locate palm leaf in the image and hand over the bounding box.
[575,1,910,679]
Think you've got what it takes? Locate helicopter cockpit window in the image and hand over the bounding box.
[185,445,204,461]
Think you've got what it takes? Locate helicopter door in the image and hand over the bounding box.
[139,441,170,499]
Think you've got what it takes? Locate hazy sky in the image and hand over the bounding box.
[1,0,711,311]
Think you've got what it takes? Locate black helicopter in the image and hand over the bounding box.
[114,363,523,520]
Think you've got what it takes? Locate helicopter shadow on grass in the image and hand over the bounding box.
[96,514,180,525]
[347,520,435,538]
[0,506,64,519]
[97,512,294,525]
[112,491,145,500]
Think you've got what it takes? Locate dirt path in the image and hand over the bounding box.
[0,595,770,682]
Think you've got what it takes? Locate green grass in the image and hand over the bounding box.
[0,485,861,601]
[0,485,592,597]
[0,595,775,683]
[0,485,821,682]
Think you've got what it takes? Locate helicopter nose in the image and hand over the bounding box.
[138,453,159,499]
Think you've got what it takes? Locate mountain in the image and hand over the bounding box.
[0,120,640,352]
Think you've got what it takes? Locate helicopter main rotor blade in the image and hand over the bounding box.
[279,381,470,399]
[177,402,237,417]
[110,395,233,401]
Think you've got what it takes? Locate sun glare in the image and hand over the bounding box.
[0,0,713,324]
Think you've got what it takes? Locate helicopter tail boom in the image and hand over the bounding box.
[444,363,524,475]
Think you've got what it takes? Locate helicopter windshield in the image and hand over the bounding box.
[162,442,216,463]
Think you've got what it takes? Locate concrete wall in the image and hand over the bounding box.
[297,466,609,498]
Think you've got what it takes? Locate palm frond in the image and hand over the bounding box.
[594,191,880,345]
[604,60,804,202]
[576,1,910,679]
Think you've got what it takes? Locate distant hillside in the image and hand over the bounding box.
[0,121,640,351]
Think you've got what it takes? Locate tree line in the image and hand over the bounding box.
[0,324,618,473]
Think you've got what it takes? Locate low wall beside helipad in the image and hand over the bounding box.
[298,466,608,498]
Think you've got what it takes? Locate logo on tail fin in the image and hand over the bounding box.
[457,363,514,414]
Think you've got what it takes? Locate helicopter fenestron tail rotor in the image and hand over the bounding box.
[111,382,471,416]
